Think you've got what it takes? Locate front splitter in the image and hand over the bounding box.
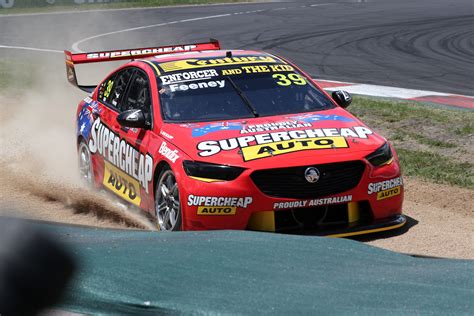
[323,214,407,238]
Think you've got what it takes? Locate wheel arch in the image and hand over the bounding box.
[152,160,184,231]
[153,160,171,195]
[77,135,86,148]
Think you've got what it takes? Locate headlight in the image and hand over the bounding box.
[365,142,393,166]
[183,161,245,181]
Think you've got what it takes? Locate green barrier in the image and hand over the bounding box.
[32,223,473,315]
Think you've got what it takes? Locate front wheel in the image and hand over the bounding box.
[155,167,182,231]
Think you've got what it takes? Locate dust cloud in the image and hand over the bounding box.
[0,57,154,230]
[0,7,162,229]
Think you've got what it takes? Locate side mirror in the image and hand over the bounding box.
[117,109,147,129]
[332,90,352,108]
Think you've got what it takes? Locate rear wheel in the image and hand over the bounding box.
[78,141,93,186]
[155,167,182,231]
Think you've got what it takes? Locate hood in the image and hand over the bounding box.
[162,107,386,168]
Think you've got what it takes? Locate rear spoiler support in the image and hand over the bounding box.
[64,39,220,93]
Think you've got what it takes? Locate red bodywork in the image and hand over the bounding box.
[69,41,405,235]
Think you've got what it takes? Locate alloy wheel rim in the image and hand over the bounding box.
[78,143,92,184]
[156,171,180,231]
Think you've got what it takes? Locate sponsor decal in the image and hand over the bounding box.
[242,136,348,161]
[197,206,236,215]
[86,45,197,60]
[160,130,174,139]
[267,64,295,72]
[240,120,312,134]
[197,127,373,160]
[159,56,278,72]
[158,141,180,163]
[188,195,253,209]
[368,177,403,200]
[222,68,243,75]
[222,64,294,75]
[376,187,401,200]
[103,161,141,206]
[273,195,352,210]
[288,113,354,123]
[169,79,225,92]
[89,118,153,193]
[192,122,242,137]
[160,69,218,85]
[190,116,355,137]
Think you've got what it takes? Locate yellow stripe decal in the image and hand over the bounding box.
[189,176,222,183]
[327,218,406,238]
[141,60,161,76]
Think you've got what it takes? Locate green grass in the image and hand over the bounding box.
[454,123,474,136]
[349,96,467,124]
[350,96,473,189]
[0,0,254,14]
[404,132,457,148]
[397,149,473,188]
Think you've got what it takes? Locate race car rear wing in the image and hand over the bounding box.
[64,39,221,93]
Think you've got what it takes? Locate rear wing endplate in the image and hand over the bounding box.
[64,39,220,93]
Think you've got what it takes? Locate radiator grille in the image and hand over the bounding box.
[250,161,366,199]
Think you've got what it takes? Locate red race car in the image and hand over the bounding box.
[66,39,405,236]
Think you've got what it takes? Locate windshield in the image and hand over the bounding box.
[156,56,335,122]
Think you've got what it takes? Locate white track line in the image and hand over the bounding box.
[71,13,233,52]
[309,3,336,7]
[0,44,62,54]
[71,3,331,52]
[72,6,268,52]
[325,83,450,98]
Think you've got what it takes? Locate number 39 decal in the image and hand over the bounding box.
[104,80,114,98]
[272,73,307,86]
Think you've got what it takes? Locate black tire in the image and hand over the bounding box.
[78,140,93,187]
[155,166,182,231]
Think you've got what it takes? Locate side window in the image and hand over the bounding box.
[98,68,134,109]
[98,73,116,104]
[121,71,151,117]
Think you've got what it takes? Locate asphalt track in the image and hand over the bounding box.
[0,0,473,95]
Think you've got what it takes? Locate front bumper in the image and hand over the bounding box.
[178,157,404,236]
[244,205,406,237]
